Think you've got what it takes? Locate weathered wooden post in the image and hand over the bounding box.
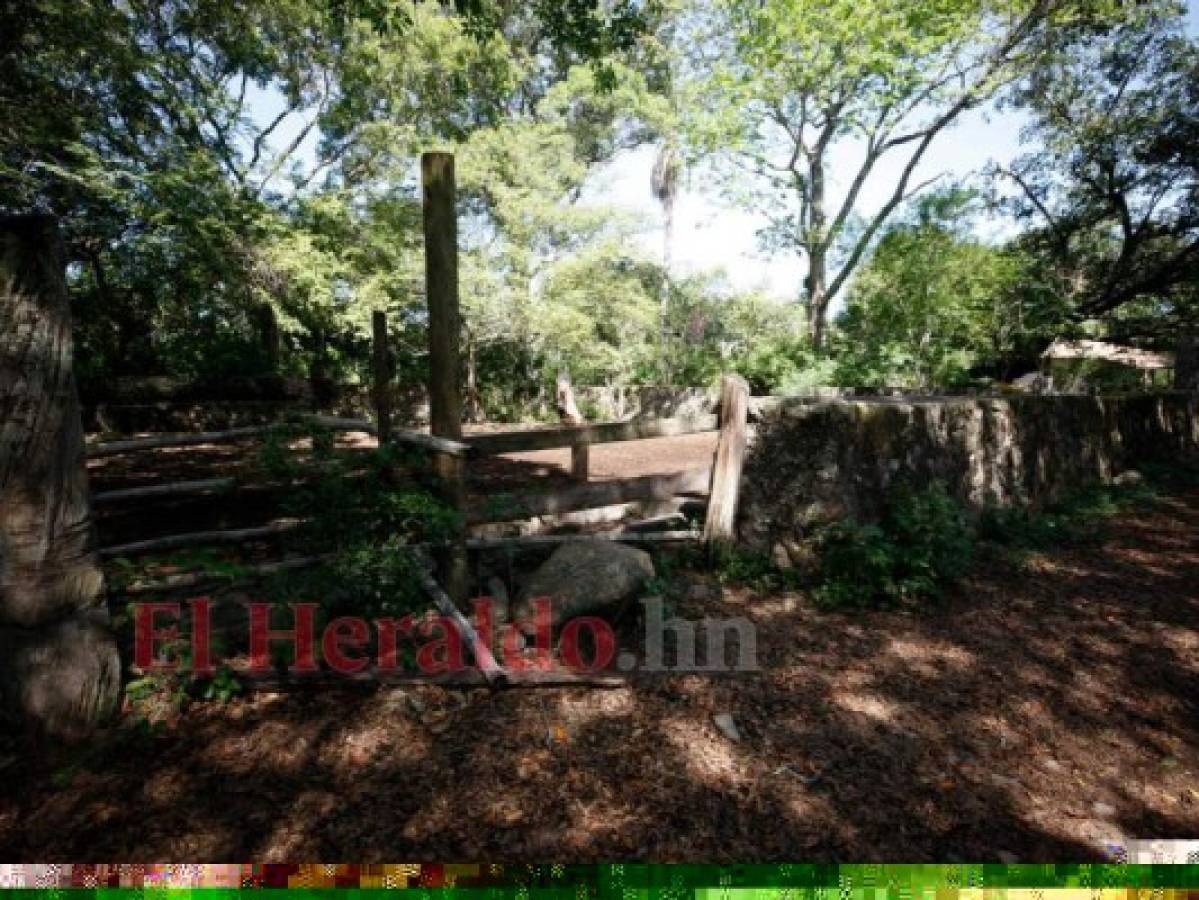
[571,439,590,482]
[0,215,120,736]
[422,152,464,441]
[371,309,393,445]
[422,152,469,600]
[704,374,750,554]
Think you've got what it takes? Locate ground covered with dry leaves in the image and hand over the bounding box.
[1,487,1197,861]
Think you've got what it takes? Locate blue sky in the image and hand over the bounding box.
[249,1,1199,303]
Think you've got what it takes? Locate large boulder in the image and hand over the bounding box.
[515,540,655,627]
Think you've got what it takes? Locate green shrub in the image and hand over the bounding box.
[814,482,973,608]
[813,521,897,607]
[979,478,1159,550]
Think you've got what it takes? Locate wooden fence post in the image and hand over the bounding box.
[422,152,463,441]
[704,374,750,553]
[422,152,468,601]
[371,310,393,445]
[571,440,590,481]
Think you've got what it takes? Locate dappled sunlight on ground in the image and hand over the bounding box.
[2,486,1198,860]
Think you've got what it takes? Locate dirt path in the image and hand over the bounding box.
[4,488,1197,861]
[498,432,718,481]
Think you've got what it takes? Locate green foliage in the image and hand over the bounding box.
[833,190,1037,389]
[979,480,1158,550]
[999,2,1198,324]
[267,536,428,621]
[815,482,973,608]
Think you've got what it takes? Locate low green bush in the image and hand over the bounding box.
[814,482,973,608]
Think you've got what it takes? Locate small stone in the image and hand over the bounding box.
[1113,470,1143,486]
[713,712,741,743]
[997,851,1019,864]
[687,583,712,602]
[1042,758,1063,773]
[1093,801,1117,818]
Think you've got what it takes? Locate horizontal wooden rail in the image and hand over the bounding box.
[92,477,235,505]
[111,554,334,596]
[87,425,280,458]
[462,414,718,456]
[108,531,699,596]
[465,530,700,550]
[309,415,471,457]
[467,467,710,524]
[87,414,470,459]
[99,519,308,558]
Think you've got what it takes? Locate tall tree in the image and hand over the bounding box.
[0,215,119,735]
[994,4,1198,324]
[681,0,1126,347]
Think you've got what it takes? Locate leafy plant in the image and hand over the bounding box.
[814,482,973,608]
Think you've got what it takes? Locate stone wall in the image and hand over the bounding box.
[738,392,1199,557]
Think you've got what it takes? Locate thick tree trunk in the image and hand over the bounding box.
[0,215,119,736]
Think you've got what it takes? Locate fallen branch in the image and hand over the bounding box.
[415,565,506,688]
[99,519,308,558]
[92,477,235,505]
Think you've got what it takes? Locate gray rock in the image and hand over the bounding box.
[515,540,655,627]
[1112,470,1143,486]
[1093,801,1118,818]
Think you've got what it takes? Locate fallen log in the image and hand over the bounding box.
[99,519,308,558]
[92,477,235,505]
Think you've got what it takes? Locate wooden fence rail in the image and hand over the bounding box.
[461,413,719,457]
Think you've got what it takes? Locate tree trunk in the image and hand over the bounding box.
[805,159,830,349]
[0,215,119,736]
[556,370,584,425]
[1177,332,1198,392]
[463,331,486,424]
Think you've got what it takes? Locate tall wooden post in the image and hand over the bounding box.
[704,374,750,554]
[371,310,393,445]
[0,215,120,736]
[422,152,468,600]
[422,152,463,441]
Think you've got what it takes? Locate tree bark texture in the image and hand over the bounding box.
[0,215,119,736]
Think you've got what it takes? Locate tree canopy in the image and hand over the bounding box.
[2,0,1196,404]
